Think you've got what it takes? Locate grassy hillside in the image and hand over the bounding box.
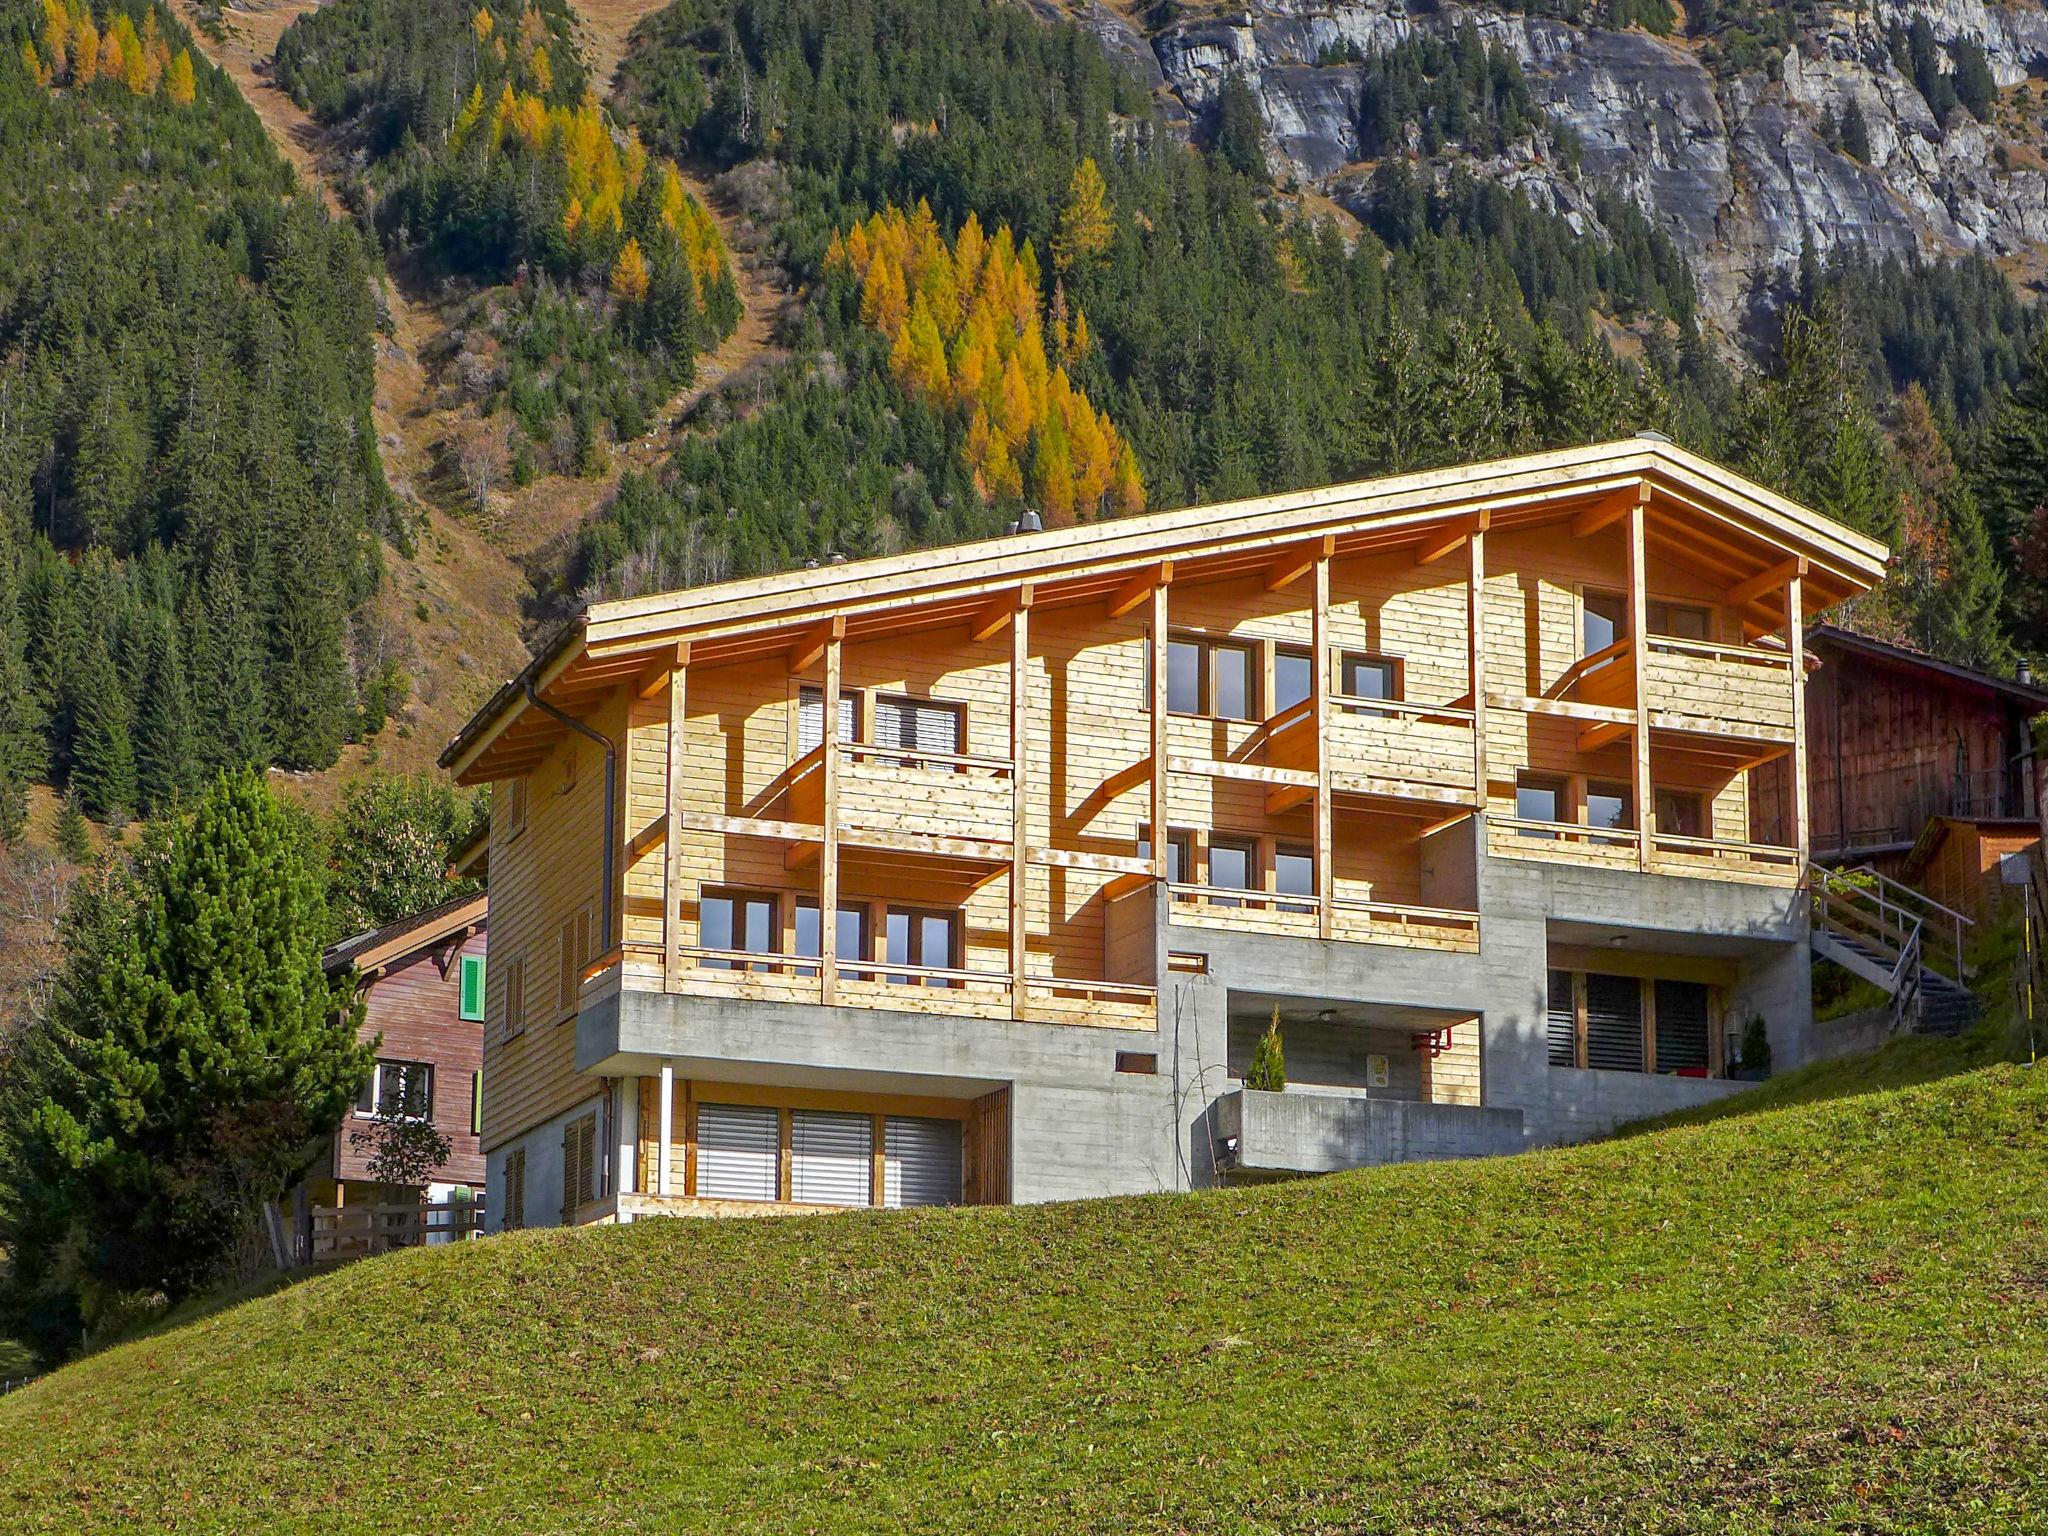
[2,1066,2046,1532]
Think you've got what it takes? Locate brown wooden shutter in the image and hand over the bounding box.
[504,1148,526,1231]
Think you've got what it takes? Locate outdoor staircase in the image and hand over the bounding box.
[1811,865,1979,1036]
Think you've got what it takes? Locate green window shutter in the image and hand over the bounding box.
[459,955,485,1021]
[471,1071,482,1138]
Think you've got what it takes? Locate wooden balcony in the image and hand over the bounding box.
[1642,637,1794,745]
[786,741,1017,848]
[1200,695,1479,813]
[1488,819,1800,884]
[1166,883,1480,953]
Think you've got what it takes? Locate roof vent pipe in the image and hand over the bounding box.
[2022,658,2034,687]
[523,680,617,953]
[1017,509,1044,534]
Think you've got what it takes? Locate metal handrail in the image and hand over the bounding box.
[1842,863,1972,981]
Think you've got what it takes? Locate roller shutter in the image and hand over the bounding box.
[796,688,858,753]
[884,1116,963,1208]
[791,1110,873,1206]
[1654,979,1711,1073]
[874,696,961,754]
[1545,969,1577,1068]
[1584,974,1644,1073]
[696,1104,780,1202]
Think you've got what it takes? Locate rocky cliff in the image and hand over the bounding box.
[1053,0,2048,334]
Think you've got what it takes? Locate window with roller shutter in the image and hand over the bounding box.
[884,1117,962,1208]
[695,1103,780,1202]
[1546,969,1578,1068]
[1653,979,1711,1073]
[790,1110,872,1205]
[1584,973,1644,1073]
[873,694,963,755]
[796,686,860,754]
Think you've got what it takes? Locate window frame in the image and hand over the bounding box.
[794,683,864,757]
[1581,587,1629,657]
[871,692,967,756]
[885,905,963,986]
[1647,599,1713,642]
[1583,779,1635,833]
[1205,834,1259,907]
[698,886,783,972]
[1138,825,1195,885]
[1336,650,1404,715]
[1274,842,1316,915]
[1515,773,1567,836]
[1272,644,1315,715]
[1655,786,1708,840]
[1155,631,1261,722]
[793,898,872,979]
[356,1059,435,1122]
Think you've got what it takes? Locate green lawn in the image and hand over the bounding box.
[2,1064,2045,1533]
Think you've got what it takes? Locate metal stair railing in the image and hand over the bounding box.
[1846,864,1973,983]
[1811,864,1926,1032]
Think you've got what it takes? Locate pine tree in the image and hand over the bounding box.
[1213,74,1268,181]
[1840,100,1872,162]
[69,622,136,822]
[134,613,199,816]
[21,770,372,1302]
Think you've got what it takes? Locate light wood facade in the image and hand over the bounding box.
[447,439,1887,1165]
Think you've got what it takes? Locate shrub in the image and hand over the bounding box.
[1246,1009,1287,1091]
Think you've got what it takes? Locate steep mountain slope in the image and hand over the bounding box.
[2,1065,2044,1531]
[1128,0,2048,333]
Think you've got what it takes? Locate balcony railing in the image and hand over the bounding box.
[1643,637,1793,739]
[1489,816,1642,868]
[1647,831,1801,884]
[1166,883,1480,952]
[1328,696,1476,800]
[785,741,1017,846]
[1489,819,1800,884]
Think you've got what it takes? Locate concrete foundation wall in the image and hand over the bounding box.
[485,1089,610,1234]
[1215,1088,1525,1175]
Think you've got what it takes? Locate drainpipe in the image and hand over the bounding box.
[523,680,617,947]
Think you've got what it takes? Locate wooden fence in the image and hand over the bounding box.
[306,1199,486,1265]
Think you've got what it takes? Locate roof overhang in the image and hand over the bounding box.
[442,437,1891,785]
[325,893,489,980]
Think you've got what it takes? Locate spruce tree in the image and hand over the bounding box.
[69,623,136,822]
[0,554,46,845]
[54,792,91,864]
[134,613,199,815]
[21,771,372,1301]
[189,561,269,774]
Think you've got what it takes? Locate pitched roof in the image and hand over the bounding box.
[443,435,1892,785]
[1808,624,2048,712]
[324,892,488,979]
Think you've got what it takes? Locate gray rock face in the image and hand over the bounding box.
[1142,0,2048,331]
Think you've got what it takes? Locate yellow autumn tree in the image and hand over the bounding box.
[139,8,166,88]
[22,37,47,86]
[113,14,146,94]
[471,5,494,44]
[448,82,485,150]
[70,10,96,83]
[609,237,651,305]
[165,46,194,105]
[1052,157,1114,274]
[39,0,66,78]
[96,21,122,86]
[529,43,551,95]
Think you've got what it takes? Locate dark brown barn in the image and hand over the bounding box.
[312,893,489,1206]
[1792,625,2047,867]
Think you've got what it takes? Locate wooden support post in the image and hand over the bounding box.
[1010,589,1032,1019]
[662,644,689,993]
[1149,581,1170,882]
[656,1060,674,1198]
[821,622,844,1006]
[1788,572,1809,865]
[1627,491,1653,872]
[1469,524,1488,809]
[1313,552,1333,939]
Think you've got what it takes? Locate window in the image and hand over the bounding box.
[700,889,779,971]
[873,694,964,755]
[502,1147,526,1231]
[791,1110,872,1206]
[1656,789,1706,840]
[1648,600,1711,641]
[1583,589,1627,655]
[458,954,486,1022]
[796,685,860,754]
[1138,826,1193,884]
[503,954,526,1039]
[1338,651,1401,715]
[886,907,961,985]
[1585,781,1633,832]
[560,1110,598,1221]
[1275,844,1316,914]
[883,1116,962,1207]
[556,905,595,1014]
[1274,646,1314,713]
[356,1060,433,1120]
[1161,634,1257,720]
[1584,974,1644,1073]
[1207,836,1257,907]
[1516,774,1564,835]
[1546,970,1578,1068]
[1115,1051,1159,1075]
[793,899,869,978]
[696,1103,780,1201]
[1654,980,1711,1074]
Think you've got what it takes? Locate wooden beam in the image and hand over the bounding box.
[968,592,1019,643]
[1167,757,1317,788]
[1469,525,1487,814]
[1149,582,1169,879]
[662,645,689,992]
[1028,847,1150,875]
[1010,598,1030,1020]
[820,630,841,1004]
[1313,552,1333,938]
[1789,572,1809,862]
[1416,513,1484,566]
[1579,720,1630,753]
[1628,497,1652,872]
[1572,481,1647,538]
[1109,561,1171,620]
[789,616,843,674]
[1266,784,1313,816]
[1263,539,1327,592]
[1725,555,1806,613]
